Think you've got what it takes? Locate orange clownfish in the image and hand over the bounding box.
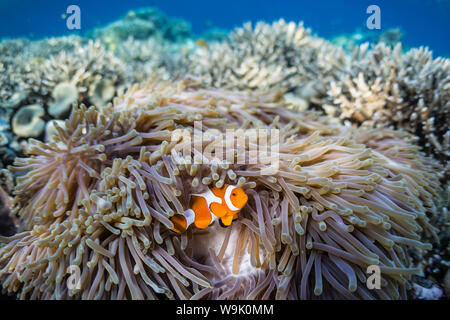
[170,184,248,233]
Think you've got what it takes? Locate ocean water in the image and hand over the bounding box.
[0,0,449,56]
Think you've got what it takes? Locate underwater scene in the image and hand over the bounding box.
[0,0,448,301]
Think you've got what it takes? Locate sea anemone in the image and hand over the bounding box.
[0,79,442,300]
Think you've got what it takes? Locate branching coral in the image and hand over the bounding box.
[323,43,449,177]
[0,37,129,167]
[324,71,404,126]
[182,22,449,178]
[113,37,194,84]
[29,40,125,109]
[185,19,349,102]
[0,39,127,167]
[0,79,442,300]
[0,36,87,108]
[1,39,125,115]
[89,7,191,51]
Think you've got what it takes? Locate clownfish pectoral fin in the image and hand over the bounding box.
[221,215,234,227]
[218,219,229,228]
[210,202,228,218]
[192,197,213,229]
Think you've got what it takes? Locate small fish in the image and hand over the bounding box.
[170,184,248,233]
[195,39,209,48]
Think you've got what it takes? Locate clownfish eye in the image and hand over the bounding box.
[232,193,236,196]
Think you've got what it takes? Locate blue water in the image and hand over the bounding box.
[1,0,449,56]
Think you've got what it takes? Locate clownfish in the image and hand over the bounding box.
[170,184,248,233]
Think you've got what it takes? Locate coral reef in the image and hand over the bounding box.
[184,19,349,103]
[0,79,443,300]
[0,38,126,168]
[0,7,194,167]
[181,21,449,177]
[88,7,191,51]
[323,43,449,178]
[28,40,125,109]
[0,35,87,107]
[331,27,404,50]
[113,37,195,84]
[0,6,448,301]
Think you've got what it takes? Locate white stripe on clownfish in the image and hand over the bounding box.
[183,209,196,226]
[224,185,239,211]
[192,188,222,223]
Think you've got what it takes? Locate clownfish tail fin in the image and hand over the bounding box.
[170,209,196,233]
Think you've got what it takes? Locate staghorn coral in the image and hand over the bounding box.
[0,79,443,300]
